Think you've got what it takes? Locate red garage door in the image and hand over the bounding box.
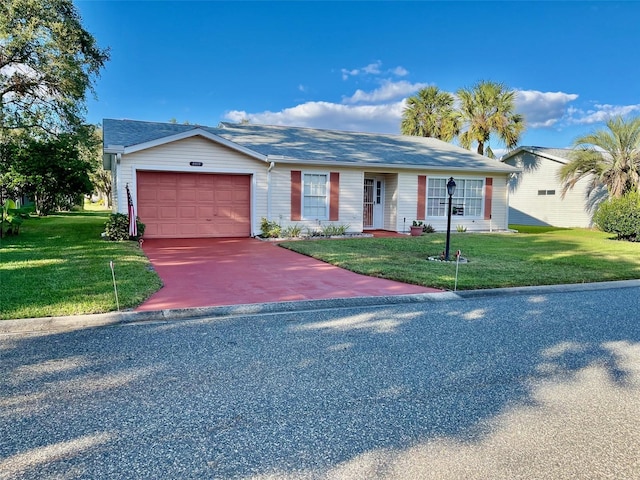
[137,171,251,238]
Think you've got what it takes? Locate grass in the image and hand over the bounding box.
[0,211,162,320]
[280,227,640,291]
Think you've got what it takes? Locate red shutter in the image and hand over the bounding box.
[484,177,493,220]
[417,175,427,220]
[291,171,302,221]
[329,172,340,221]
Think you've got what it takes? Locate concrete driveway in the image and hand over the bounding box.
[138,238,439,311]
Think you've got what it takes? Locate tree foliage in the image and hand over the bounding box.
[1,129,94,214]
[456,80,525,158]
[0,0,110,134]
[81,127,111,207]
[560,116,640,199]
[401,86,460,141]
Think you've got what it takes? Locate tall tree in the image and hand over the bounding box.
[456,80,525,158]
[0,0,110,134]
[3,130,94,214]
[82,127,112,207]
[401,86,460,141]
[560,116,640,199]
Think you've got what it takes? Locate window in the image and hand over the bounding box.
[427,178,484,217]
[303,173,328,219]
[538,189,556,196]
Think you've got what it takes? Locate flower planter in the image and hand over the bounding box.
[410,226,423,236]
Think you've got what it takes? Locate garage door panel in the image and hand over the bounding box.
[197,190,214,202]
[138,206,158,219]
[179,206,197,219]
[198,206,215,218]
[157,189,177,202]
[137,171,251,238]
[159,206,177,219]
[178,189,197,202]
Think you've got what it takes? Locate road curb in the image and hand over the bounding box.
[2,279,639,334]
[455,278,640,299]
[0,291,460,334]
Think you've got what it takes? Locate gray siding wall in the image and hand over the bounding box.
[506,152,594,227]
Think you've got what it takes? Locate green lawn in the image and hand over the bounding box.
[0,212,162,320]
[280,227,640,291]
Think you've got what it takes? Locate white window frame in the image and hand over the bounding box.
[426,177,484,219]
[302,172,329,220]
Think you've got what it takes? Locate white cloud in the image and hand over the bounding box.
[224,100,405,134]
[343,80,429,104]
[514,90,579,128]
[514,90,640,128]
[340,61,409,80]
[391,66,409,77]
[341,61,383,80]
[224,85,640,140]
[566,103,640,125]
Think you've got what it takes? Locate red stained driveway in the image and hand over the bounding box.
[137,238,440,311]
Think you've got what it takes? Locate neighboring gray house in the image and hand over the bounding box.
[501,146,602,228]
[103,119,519,239]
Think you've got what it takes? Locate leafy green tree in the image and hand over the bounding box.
[81,127,112,207]
[4,131,93,214]
[0,0,109,134]
[401,86,460,141]
[456,80,525,158]
[560,116,640,199]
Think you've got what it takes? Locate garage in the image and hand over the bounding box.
[136,171,251,238]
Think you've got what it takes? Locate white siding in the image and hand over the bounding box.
[116,134,512,236]
[383,173,398,232]
[117,136,267,235]
[505,152,594,227]
[268,165,363,233]
[393,171,509,232]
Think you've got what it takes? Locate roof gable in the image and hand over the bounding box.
[501,146,575,165]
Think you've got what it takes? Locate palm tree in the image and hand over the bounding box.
[560,116,640,199]
[456,80,525,158]
[401,86,460,141]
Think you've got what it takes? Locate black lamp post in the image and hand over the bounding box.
[445,177,456,261]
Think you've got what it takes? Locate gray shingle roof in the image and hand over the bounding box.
[103,118,519,173]
[501,146,575,164]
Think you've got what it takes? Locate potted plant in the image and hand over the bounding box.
[410,220,424,236]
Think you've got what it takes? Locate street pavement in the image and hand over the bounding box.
[1,283,640,479]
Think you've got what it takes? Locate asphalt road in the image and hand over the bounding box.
[2,285,640,479]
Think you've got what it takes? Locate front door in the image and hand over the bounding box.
[363,177,384,229]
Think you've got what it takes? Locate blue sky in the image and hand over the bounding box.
[77,1,640,152]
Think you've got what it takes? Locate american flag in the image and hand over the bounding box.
[126,183,137,237]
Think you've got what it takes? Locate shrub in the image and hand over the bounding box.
[281,224,303,238]
[456,225,467,233]
[321,223,350,236]
[104,213,145,241]
[260,217,281,238]
[593,191,640,241]
[1,199,33,237]
[422,224,435,233]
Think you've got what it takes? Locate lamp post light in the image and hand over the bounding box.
[445,177,456,261]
